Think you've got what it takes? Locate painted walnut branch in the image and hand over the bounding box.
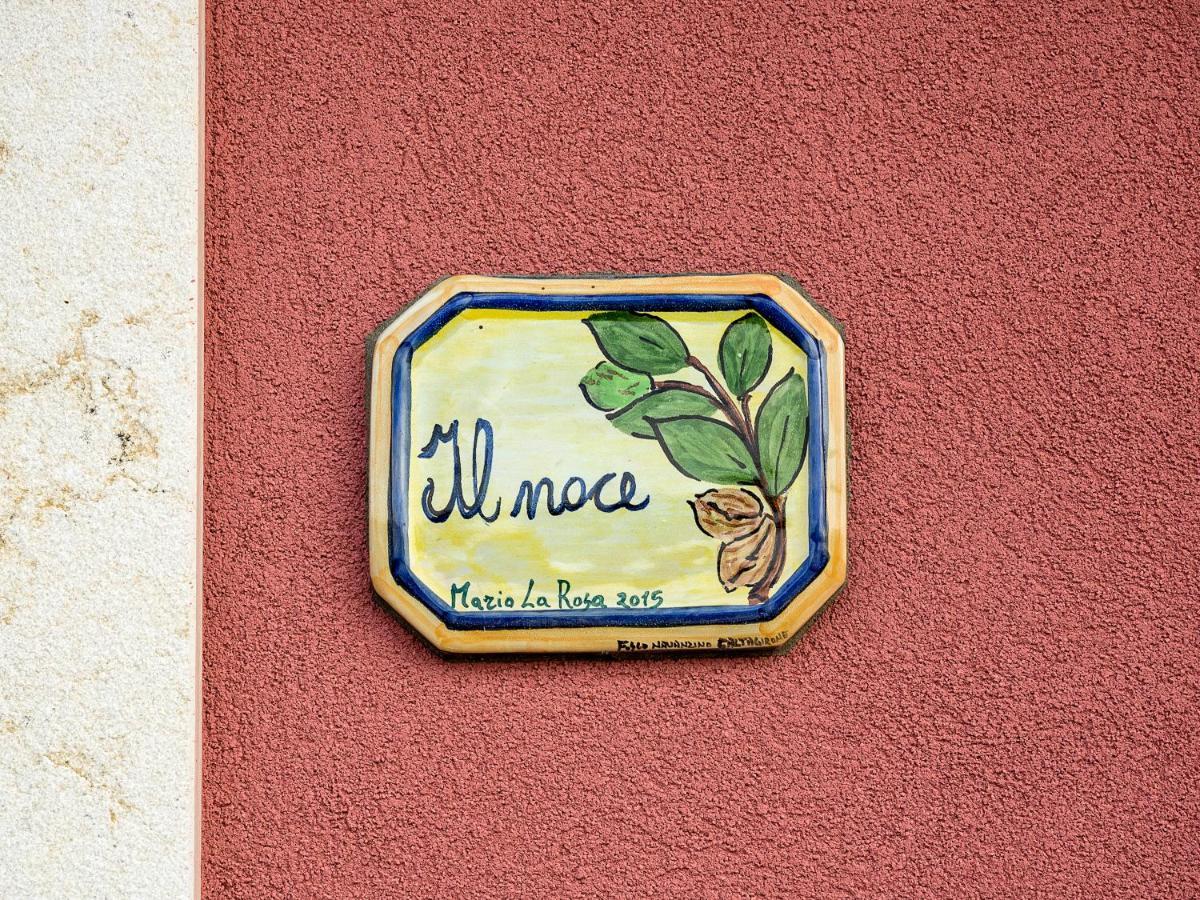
[579,310,809,603]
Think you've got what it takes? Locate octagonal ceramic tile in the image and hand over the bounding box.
[368,274,847,654]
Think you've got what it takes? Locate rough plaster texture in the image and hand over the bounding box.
[0,3,198,897]
[205,1,1199,896]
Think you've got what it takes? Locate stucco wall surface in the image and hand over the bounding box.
[0,2,199,897]
[205,1,1199,896]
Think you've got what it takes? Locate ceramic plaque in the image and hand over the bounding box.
[367,275,847,654]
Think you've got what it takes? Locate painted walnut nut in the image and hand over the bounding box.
[718,516,778,593]
[689,488,765,540]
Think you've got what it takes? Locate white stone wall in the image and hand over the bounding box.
[0,3,198,897]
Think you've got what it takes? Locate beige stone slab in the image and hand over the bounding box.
[0,2,198,897]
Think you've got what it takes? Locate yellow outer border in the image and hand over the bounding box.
[368,275,847,654]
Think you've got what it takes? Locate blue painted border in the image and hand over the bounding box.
[388,292,830,630]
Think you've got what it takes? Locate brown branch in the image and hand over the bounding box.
[687,356,742,428]
[670,358,789,604]
[652,379,721,401]
[688,356,768,493]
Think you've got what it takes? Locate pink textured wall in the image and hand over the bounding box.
[204,1,1200,896]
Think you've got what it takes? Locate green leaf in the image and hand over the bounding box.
[755,369,809,496]
[584,312,689,376]
[607,388,720,439]
[650,416,759,485]
[579,362,651,411]
[718,313,772,397]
